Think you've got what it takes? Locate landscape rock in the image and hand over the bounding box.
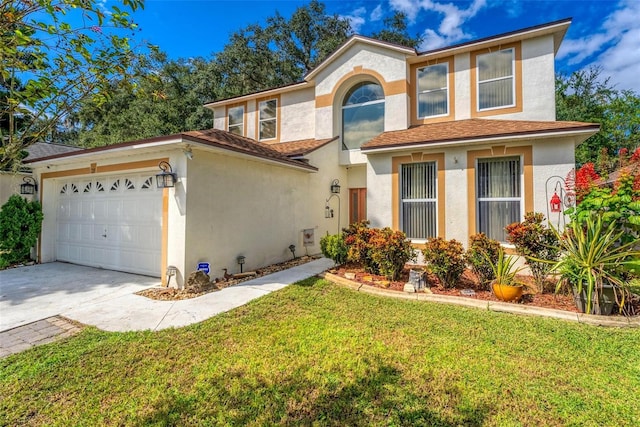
[185,271,211,293]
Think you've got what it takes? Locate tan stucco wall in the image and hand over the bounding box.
[184,141,344,281]
[0,172,33,205]
[366,137,575,246]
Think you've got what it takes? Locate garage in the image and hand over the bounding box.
[55,172,162,277]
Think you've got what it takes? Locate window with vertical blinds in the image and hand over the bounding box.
[417,63,449,118]
[477,48,515,111]
[477,156,521,242]
[401,162,437,239]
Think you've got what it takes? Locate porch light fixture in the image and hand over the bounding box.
[19,176,38,195]
[330,179,341,194]
[237,255,246,273]
[156,161,177,188]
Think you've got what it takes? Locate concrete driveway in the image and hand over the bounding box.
[0,262,159,331]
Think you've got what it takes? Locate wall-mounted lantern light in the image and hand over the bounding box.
[20,176,38,195]
[330,179,341,194]
[156,161,177,188]
[237,255,246,273]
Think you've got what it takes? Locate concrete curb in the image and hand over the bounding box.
[321,272,640,328]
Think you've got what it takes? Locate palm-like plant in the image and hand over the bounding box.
[551,215,640,314]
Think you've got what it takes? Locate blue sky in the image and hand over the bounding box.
[124,0,639,92]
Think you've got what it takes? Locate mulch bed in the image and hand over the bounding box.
[137,255,320,301]
[329,263,583,313]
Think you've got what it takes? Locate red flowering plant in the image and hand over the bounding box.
[505,212,560,292]
[574,162,600,202]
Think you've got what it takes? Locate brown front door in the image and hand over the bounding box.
[349,188,367,224]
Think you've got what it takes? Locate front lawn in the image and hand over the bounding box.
[2,278,639,426]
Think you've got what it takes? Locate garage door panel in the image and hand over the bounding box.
[56,173,162,277]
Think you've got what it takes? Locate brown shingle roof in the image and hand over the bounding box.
[268,137,338,157]
[25,142,83,160]
[26,129,318,171]
[181,129,317,170]
[361,119,600,151]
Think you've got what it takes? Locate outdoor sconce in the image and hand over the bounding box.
[550,192,562,213]
[237,255,246,273]
[288,244,297,259]
[330,179,341,194]
[19,176,38,195]
[156,161,177,188]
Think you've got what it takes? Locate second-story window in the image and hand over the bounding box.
[228,105,244,135]
[477,48,515,111]
[342,82,385,150]
[417,63,449,118]
[259,99,277,140]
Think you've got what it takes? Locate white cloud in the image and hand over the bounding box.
[389,0,487,50]
[341,6,367,34]
[370,4,384,22]
[558,0,640,92]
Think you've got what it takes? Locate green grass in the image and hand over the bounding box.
[2,278,639,426]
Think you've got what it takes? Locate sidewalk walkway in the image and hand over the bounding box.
[1,258,333,357]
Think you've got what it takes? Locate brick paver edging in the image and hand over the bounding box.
[321,272,640,328]
[0,316,84,358]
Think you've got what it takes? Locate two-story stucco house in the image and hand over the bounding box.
[26,18,598,287]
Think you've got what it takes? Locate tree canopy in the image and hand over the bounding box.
[1,0,144,170]
[556,66,640,170]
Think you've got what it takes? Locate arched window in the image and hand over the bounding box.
[341,82,384,150]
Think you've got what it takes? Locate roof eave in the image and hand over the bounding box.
[204,81,310,109]
[361,127,598,154]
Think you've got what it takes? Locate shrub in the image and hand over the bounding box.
[422,238,465,288]
[320,233,348,265]
[342,221,415,279]
[505,212,559,291]
[0,194,44,266]
[465,233,501,289]
[368,228,415,280]
[343,220,376,271]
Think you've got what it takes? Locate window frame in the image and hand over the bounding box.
[476,48,516,112]
[475,155,524,243]
[258,98,278,141]
[416,63,449,119]
[400,161,439,241]
[227,105,245,136]
[341,81,385,151]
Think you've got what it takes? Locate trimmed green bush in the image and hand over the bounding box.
[0,194,43,267]
[422,237,466,288]
[465,233,501,289]
[320,233,348,265]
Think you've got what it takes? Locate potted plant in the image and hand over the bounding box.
[548,215,639,315]
[487,248,525,302]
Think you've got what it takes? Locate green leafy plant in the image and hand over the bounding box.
[343,220,377,272]
[548,215,640,315]
[488,248,525,287]
[505,212,560,291]
[421,238,465,288]
[465,233,501,289]
[0,194,44,266]
[368,228,415,280]
[320,233,348,265]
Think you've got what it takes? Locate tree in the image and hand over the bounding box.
[556,66,640,170]
[370,12,422,49]
[0,0,144,170]
[69,50,218,147]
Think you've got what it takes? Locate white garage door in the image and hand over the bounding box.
[56,173,162,276]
